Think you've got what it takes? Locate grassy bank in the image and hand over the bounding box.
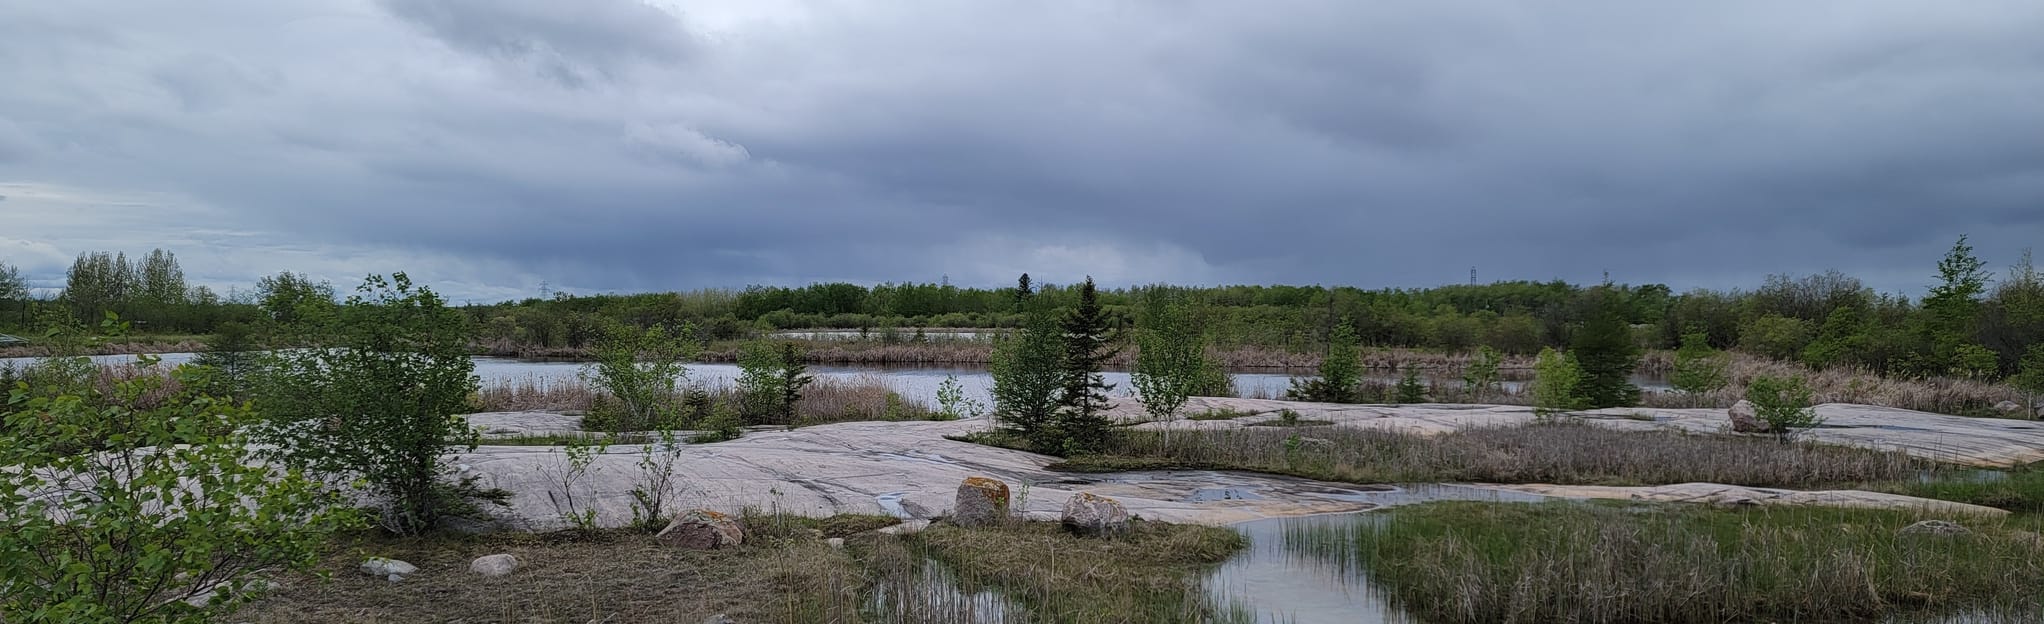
[1046,422,1930,489]
[236,515,1244,624]
[1897,469,2044,513]
[905,521,1246,624]
[1315,501,2044,623]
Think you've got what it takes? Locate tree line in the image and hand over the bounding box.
[5,237,2042,382]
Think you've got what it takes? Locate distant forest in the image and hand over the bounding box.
[2,237,2039,381]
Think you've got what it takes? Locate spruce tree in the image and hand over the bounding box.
[1056,277,1116,453]
[1014,273,1034,311]
[776,342,814,424]
[1571,287,1641,408]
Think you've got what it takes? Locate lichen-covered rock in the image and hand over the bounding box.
[1727,400,1764,433]
[360,557,417,582]
[1897,519,1970,538]
[1060,492,1131,536]
[657,509,745,549]
[469,553,519,577]
[953,476,1011,527]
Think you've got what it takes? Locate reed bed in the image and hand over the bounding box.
[0,339,206,359]
[471,374,937,427]
[1310,501,2044,623]
[1058,422,1929,489]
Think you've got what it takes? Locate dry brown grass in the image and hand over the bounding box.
[1058,422,1929,489]
[233,529,867,623]
[236,516,1246,624]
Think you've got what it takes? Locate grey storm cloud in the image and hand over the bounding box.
[2,0,2043,301]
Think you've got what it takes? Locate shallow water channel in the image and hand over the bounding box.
[1207,484,1550,624]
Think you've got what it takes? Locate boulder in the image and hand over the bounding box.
[826,537,846,549]
[953,476,1011,527]
[656,510,746,549]
[1995,400,2024,415]
[360,557,417,582]
[469,553,519,577]
[1727,400,1765,433]
[1060,492,1131,536]
[1897,520,1970,538]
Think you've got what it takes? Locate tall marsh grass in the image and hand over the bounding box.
[1311,501,2044,623]
[1060,422,1929,488]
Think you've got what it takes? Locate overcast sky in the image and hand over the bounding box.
[3,1,2042,303]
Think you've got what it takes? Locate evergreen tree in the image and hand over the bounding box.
[1055,277,1116,453]
[1393,367,1427,404]
[1013,273,1034,311]
[1570,287,1641,408]
[1286,321,1362,403]
[192,320,259,400]
[777,342,814,424]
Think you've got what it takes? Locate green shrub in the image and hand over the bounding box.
[252,273,486,534]
[1529,347,1582,417]
[1746,374,1823,439]
[580,322,695,432]
[2,361,354,621]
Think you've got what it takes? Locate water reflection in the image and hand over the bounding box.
[1209,485,1548,624]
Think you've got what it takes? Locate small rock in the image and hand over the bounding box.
[360,557,417,581]
[701,615,736,624]
[1727,400,1764,433]
[826,537,845,549]
[656,509,746,549]
[469,553,519,577]
[953,476,1011,527]
[1060,491,1132,537]
[1897,520,1970,538]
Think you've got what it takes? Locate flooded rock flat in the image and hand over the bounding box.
[457,399,2011,531]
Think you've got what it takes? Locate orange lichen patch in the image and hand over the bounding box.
[961,476,1010,501]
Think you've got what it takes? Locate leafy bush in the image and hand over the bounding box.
[252,273,486,534]
[1746,374,1823,439]
[2,361,352,621]
[1671,330,1730,395]
[1461,346,1503,395]
[1529,347,1582,417]
[1132,296,1216,423]
[990,303,1065,447]
[581,322,695,432]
